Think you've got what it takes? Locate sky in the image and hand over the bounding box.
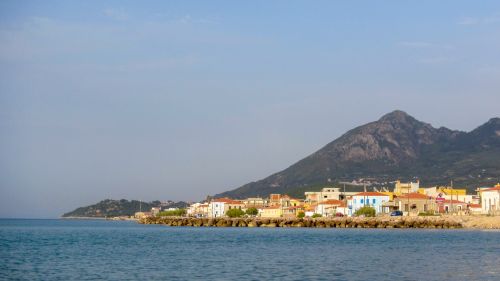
[1,1,499,218]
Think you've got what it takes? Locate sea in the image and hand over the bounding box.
[0,219,499,281]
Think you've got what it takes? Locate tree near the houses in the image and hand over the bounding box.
[354,206,376,217]
[226,208,245,218]
[245,207,258,216]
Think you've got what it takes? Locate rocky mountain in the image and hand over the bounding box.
[62,199,189,218]
[215,110,500,198]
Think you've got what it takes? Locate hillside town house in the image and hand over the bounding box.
[393,180,420,195]
[315,199,347,217]
[187,202,209,217]
[208,198,245,218]
[349,192,390,216]
[183,180,499,218]
[481,184,500,215]
[305,187,343,204]
[259,206,282,218]
[394,193,434,215]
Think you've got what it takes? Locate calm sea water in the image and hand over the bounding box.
[0,219,499,281]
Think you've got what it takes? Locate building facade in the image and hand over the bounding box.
[481,184,500,215]
[349,192,390,216]
[394,193,434,215]
[315,199,346,217]
[208,198,244,218]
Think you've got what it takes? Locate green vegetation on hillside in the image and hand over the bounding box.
[62,199,189,218]
[215,112,500,199]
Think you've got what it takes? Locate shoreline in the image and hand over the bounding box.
[60,216,137,221]
[139,215,500,229]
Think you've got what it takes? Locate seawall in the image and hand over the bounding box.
[138,216,484,229]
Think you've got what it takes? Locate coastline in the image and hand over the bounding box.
[139,215,500,229]
[60,216,137,221]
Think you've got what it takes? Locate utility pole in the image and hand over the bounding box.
[450,180,454,215]
[343,183,346,201]
[407,185,410,216]
[364,184,367,207]
[339,181,371,215]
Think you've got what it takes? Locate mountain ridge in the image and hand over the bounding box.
[215,110,500,198]
[61,199,189,218]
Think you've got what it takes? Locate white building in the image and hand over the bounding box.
[348,192,390,216]
[187,203,209,217]
[305,187,342,204]
[315,199,346,217]
[208,198,244,218]
[481,184,500,215]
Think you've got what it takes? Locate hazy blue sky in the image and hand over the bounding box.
[1,1,499,218]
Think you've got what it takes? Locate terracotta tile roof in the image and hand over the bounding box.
[353,192,389,197]
[270,194,281,200]
[397,193,432,200]
[318,199,344,205]
[324,201,347,207]
[482,186,500,192]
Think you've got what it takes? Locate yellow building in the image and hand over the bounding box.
[259,206,282,218]
[393,180,420,195]
[420,186,468,202]
[441,188,466,197]
[381,191,395,200]
[289,198,303,207]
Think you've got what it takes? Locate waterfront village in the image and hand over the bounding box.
[133,181,500,220]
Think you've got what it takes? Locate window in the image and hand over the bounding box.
[424,204,428,211]
[404,204,409,211]
[372,199,376,204]
[360,199,364,204]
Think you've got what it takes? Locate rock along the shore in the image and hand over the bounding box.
[138,216,470,229]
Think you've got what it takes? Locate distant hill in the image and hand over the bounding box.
[215,110,500,199]
[62,199,189,218]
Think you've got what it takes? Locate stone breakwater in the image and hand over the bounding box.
[139,216,471,229]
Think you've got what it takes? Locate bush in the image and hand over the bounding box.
[297,211,305,218]
[354,206,376,217]
[245,207,258,216]
[226,208,245,218]
[311,213,322,218]
[158,209,186,217]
